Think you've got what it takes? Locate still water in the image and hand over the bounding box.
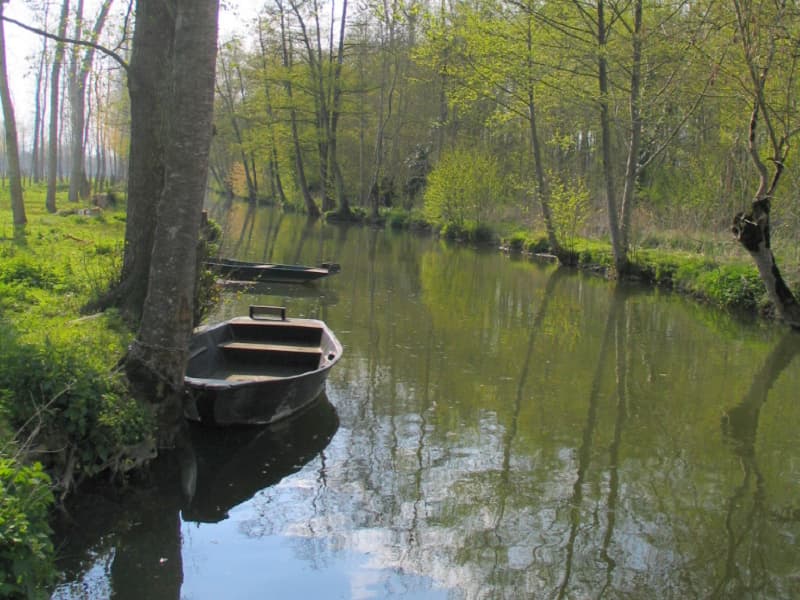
[53,204,800,599]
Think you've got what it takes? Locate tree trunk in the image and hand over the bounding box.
[733,198,800,327]
[619,0,643,254]
[522,6,560,259]
[596,0,626,274]
[278,0,319,216]
[0,4,26,227]
[46,0,70,213]
[217,57,256,203]
[328,0,349,216]
[126,0,220,447]
[67,0,112,204]
[31,31,47,184]
[105,0,173,322]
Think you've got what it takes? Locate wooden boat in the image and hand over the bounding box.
[184,305,343,426]
[205,257,340,283]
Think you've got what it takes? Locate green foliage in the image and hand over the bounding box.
[384,208,431,230]
[688,264,765,312]
[423,147,506,229]
[549,177,590,252]
[0,256,61,290]
[0,320,152,482]
[0,458,54,598]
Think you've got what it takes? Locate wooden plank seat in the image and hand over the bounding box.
[218,340,322,354]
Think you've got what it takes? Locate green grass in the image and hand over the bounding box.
[0,182,149,595]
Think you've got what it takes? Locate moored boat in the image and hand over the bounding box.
[184,305,343,426]
[205,257,340,283]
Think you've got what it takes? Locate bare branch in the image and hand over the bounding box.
[1,14,129,74]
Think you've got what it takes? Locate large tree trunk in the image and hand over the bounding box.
[46,0,70,213]
[99,0,173,322]
[125,0,220,447]
[0,3,26,227]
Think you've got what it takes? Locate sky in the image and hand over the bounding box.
[2,0,262,134]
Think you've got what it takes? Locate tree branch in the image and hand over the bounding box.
[1,15,129,74]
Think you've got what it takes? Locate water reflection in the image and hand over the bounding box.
[716,333,800,599]
[183,396,340,523]
[52,396,339,599]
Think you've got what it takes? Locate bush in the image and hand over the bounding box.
[0,257,60,290]
[0,458,54,598]
[423,146,506,229]
[0,321,153,487]
[549,176,590,252]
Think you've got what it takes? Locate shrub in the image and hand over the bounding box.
[0,458,54,598]
[549,176,590,252]
[0,257,60,290]
[423,146,506,229]
[0,322,152,487]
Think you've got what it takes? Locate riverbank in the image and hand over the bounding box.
[368,206,786,320]
[0,184,148,595]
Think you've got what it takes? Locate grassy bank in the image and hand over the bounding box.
[0,183,150,596]
[377,206,793,319]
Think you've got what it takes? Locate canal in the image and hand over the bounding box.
[53,203,800,598]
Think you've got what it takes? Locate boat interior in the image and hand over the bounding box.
[187,319,331,382]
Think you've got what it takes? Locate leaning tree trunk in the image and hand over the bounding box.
[732,196,800,328]
[731,102,800,328]
[125,0,220,446]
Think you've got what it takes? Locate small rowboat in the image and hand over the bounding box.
[205,257,340,283]
[184,306,343,426]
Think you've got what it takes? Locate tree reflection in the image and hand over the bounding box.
[52,396,339,599]
[716,333,800,598]
[490,267,564,581]
[558,285,629,599]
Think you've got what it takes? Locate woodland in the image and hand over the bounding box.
[1,0,800,594]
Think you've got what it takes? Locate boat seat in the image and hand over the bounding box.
[218,341,322,355]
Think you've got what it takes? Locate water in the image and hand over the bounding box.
[52,204,800,599]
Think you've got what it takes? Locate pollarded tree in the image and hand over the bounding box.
[728,0,800,328]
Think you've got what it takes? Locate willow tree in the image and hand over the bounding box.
[729,0,800,328]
